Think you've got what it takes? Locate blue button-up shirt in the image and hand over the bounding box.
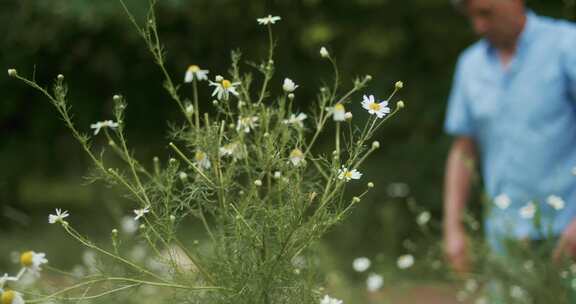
[444,11,576,250]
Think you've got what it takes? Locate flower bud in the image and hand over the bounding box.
[112,228,118,235]
[215,75,224,82]
[367,182,375,188]
[397,100,405,109]
[7,69,17,77]
[352,197,361,203]
[179,172,188,181]
[108,140,116,146]
[320,46,330,58]
[273,171,282,179]
[153,156,159,163]
[345,112,353,120]
[288,93,295,100]
[169,158,177,164]
[254,179,263,186]
[365,75,373,81]
[395,81,404,89]
[57,74,65,81]
[212,100,219,106]
[139,224,146,230]
[372,141,380,149]
[113,95,122,102]
[185,104,194,116]
[170,215,176,222]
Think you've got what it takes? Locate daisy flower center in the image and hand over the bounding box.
[195,151,206,162]
[334,104,345,111]
[221,79,232,89]
[369,103,381,111]
[1,290,15,304]
[188,65,200,72]
[20,251,34,267]
[290,149,303,158]
[345,171,353,178]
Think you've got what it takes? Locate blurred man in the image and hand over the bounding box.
[443,0,576,273]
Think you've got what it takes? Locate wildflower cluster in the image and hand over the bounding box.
[8,2,404,303]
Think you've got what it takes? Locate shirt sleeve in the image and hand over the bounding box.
[562,24,576,103]
[444,55,475,137]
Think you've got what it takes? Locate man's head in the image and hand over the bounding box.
[454,0,526,49]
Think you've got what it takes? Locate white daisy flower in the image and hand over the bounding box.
[326,104,348,122]
[282,78,298,93]
[510,285,527,300]
[366,273,384,292]
[319,47,330,58]
[48,208,69,224]
[289,148,304,167]
[121,216,138,235]
[20,251,48,276]
[0,290,25,304]
[546,195,565,210]
[0,274,18,288]
[416,211,431,226]
[494,193,511,210]
[209,75,240,101]
[283,113,307,128]
[194,150,211,170]
[352,257,371,272]
[219,142,246,160]
[337,167,362,182]
[519,201,536,219]
[133,207,149,221]
[397,254,414,269]
[236,116,259,133]
[257,15,281,25]
[184,65,209,83]
[90,120,119,135]
[273,171,282,179]
[320,295,342,304]
[361,95,391,118]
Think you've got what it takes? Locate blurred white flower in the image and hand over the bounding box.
[121,216,138,235]
[465,279,478,292]
[273,171,282,179]
[236,116,259,133]
[386,182,410,197]
[572,167,576,175]
[475,297,488,304]
[289,148,304,167]
[184,65,209,82]
[90,120,119,135]
[0,290,25,304]
[416,211,431,226]
[319,47,330,58]
[257,15,281,25]
[219,142,246,160]
[494,193,511,210]
[282,78,298,93]
[546,195,565,210]
[320,295,342,304]
[48,208,69,224]
[209,75,240,101]
[397,254,414,269]
[326,104,347,122]
[133,207,150,221]
[366,273,384,292]
[179,172,188,181]
[352,257,371,272]
[20,251,47,276]
[361,95,390,118]
[194,150,211,169]
[510,285,527,300]
[519,202,536,219]
[283,113,307,128]
[337,167,362,182]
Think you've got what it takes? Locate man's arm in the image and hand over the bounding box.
[443,136,476,273]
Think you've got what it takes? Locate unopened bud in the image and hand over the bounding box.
[179,172,188,181]
[365,75,373,81]
[112,228,118,235]
[7,69,17,77]
[139,224,146,230]
[153,156,159,163]
[320,46,330,58]
[212,100,218,106]
[108,140,116,146]
[345,112,353,120]
[288,93,295,100]
[254,179,263,186]
[372,141,380,149]
[185,104,194,115]
[169,158,177,164]
[397,100,405,109]
[57,74,64,81]
[273,171,282,179]
[170,215,176,222]
[352,197,361,203]
[395,81,404,89]
[367,182,374,188]
[113,95,122,102]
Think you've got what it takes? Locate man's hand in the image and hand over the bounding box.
[444,225,469,274]
[553,218,576,262]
